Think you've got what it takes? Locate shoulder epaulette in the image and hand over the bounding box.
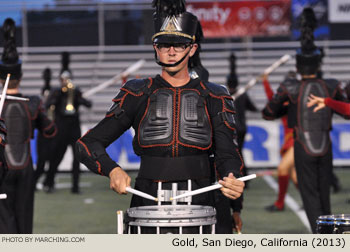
[203,82,230,96]
[122,78,150,95]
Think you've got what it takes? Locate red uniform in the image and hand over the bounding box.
[324,97,350,116]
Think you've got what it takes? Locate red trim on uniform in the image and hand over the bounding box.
[172,88,177,157]
[178,141,212,150]
[120,88,144,97]
[224,121,236,131]
[119,93,128,107]
[236,148,244,174]
[147,77,153,88]
[96,161,103,175]
[77,139,92,156]
[43,123,57,138]
[176,89,182,156]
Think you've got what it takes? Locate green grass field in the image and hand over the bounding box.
[33,169,350,234]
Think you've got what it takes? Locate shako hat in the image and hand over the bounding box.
[0,18,22,80]
[60,51,72,79]
[296,7,322,75]
[152,0,198,44]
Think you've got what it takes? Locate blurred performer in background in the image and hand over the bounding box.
[34,68,55,189]
[316,48,342,193]
[43,52,92,194]
[0,18,56,233]
[189,22,243,234]
[76,0,244,234]
[262,72,297,212]
[262,8,349,233]
[226,52,258,187]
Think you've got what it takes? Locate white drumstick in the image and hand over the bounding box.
[117,210,124,234]
[126,186,158,202]
[0,193,7,199]
[171,174,257,201]
[0,74,10,116]
[0,95,29,102]
[232,54,291,99]
[82,59,146,98]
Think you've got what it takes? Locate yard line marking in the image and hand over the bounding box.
[263,175,312,233]
[36,182,92,190]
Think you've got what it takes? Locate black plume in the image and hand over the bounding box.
[41,68,51,94]
[61,51,70,73]
[152,0,186,16]
[42,68,51,85]
[299,7,318,55]
[229,52,236,73]
[189,21,204,68]
[1,18,19,64]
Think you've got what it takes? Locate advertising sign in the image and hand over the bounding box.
[328,0,350,23]
[186,0,291,37]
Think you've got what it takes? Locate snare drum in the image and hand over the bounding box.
[316,214,350,234]
[126,205,216,234]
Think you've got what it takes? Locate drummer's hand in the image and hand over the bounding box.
[109,167,131,194]
[232,212,242,234]
[219,173,244,200]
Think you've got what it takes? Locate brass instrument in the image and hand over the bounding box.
[62,77,76,115]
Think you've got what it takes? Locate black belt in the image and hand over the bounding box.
[138,155,211,181]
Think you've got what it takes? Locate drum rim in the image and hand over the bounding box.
[128,216,216,227]
[127,205,216,219]
[318,214,350,220]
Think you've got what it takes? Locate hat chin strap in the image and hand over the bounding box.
[154,49,191,67]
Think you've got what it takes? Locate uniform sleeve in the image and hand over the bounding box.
[35,100,57,138]
[262,84,289,120]
[263,77,274,101]
[209,94,243,179]
[76,89,92,108]
[76,89,138,177]
[325,98,350,117]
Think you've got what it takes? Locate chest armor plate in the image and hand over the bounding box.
[3,102,31,169]
[139,88,212,148]
[298,81,331,155]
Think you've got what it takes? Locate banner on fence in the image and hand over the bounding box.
[31,120,350,171]
[186,0,291,38]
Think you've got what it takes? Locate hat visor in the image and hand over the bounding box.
[153,35,192,44]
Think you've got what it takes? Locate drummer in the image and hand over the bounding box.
[76,0,244,232]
